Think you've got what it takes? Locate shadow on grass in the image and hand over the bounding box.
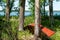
[24,19,60,40]
[24,25,53,40]
[0,17,18,40]
[41,18,60,40]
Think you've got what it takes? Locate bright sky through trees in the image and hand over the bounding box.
[0,0,30,11]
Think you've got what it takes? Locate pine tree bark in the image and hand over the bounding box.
[44,0,45,16]
[34,0,41,40]
[6,0,10,21]
[49,0,54,27]
[19,0,25,31]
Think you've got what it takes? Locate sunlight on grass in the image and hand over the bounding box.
[1,16,60,40]
[18,30,34,40]
[51,28,60,40]
[10,16,60,40]
[9,16,60,40]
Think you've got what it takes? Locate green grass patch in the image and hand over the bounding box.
[0,16,60,40]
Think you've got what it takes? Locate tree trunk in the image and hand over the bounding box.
[19,0,25,31]
[44,0,45,16]
[34,0,41,40]
[6,0,10,21]
[49,0,54,27]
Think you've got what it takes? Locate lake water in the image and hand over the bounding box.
[0,11,60,16]
[47,11,60,16]
[0,11,31,16]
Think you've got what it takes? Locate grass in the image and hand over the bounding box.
[0,16,60,40]
[18,30,34,40]
[50,28,60,40]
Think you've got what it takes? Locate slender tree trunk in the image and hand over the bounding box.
[6,0,10,21]
[44,0,45,16]
[49,0,54,27]
[19,0,25,31]
[34,0,41,40]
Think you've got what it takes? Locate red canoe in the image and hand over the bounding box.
[29,23,55,37]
